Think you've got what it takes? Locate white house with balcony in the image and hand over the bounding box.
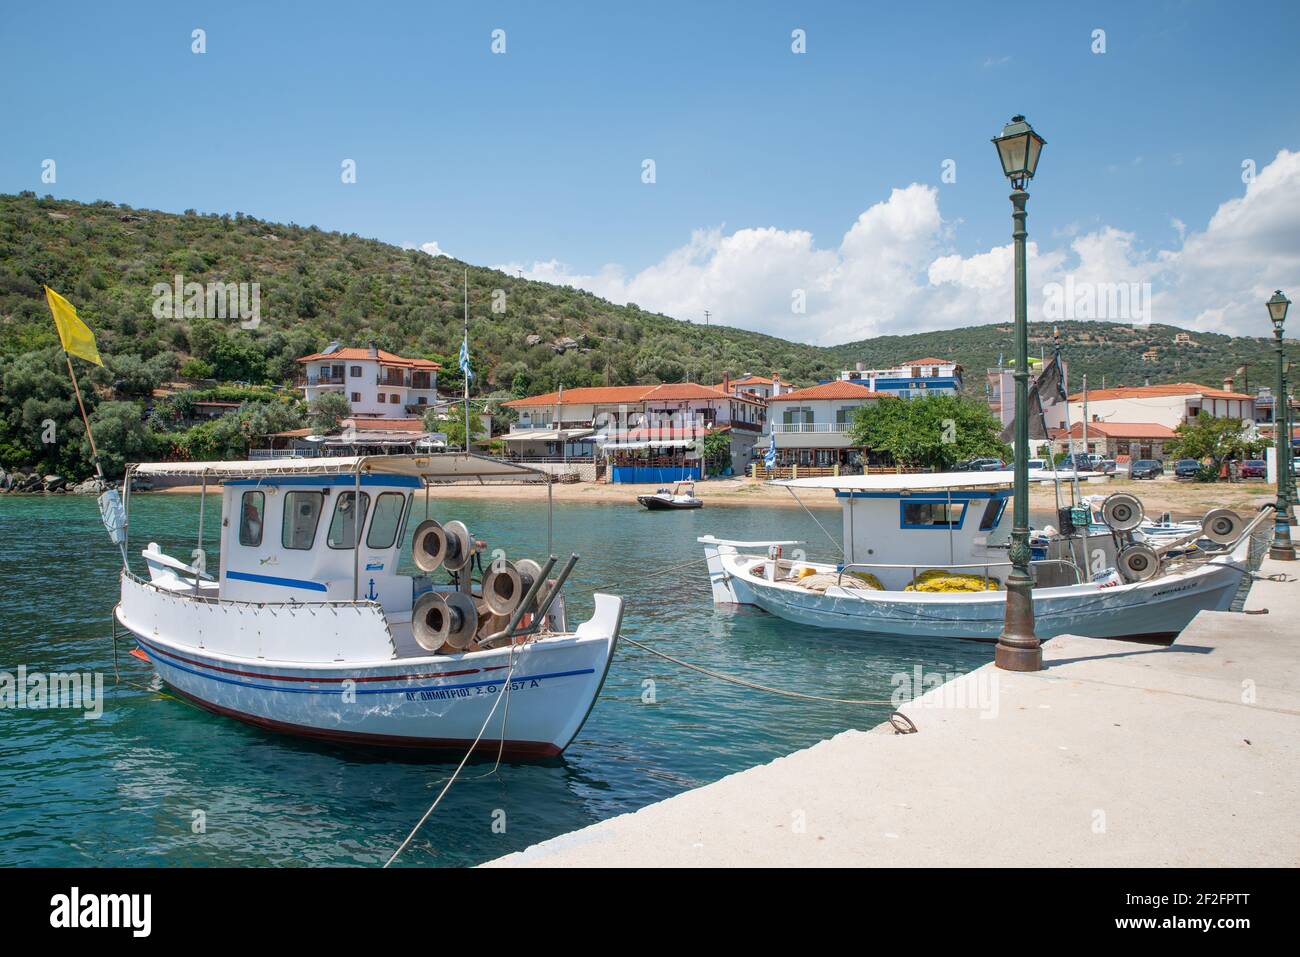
[297,341,440,420]
[767,381,892,468]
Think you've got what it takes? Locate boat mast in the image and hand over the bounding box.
[463,269,470,453]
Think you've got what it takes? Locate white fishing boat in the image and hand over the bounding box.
[700,471,1265,643]
[108,454,623,757]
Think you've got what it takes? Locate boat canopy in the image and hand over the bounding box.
[129,453,544,483]
[774,469,1073,492]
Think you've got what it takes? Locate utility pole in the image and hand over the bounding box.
[1082,374,1089,463]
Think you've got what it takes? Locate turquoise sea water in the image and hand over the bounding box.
[3,490,1243,867]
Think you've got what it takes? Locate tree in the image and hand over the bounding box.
[84,401,158,478]
[426,404,484,450]
[309,391,351,433]
[1164,413,1264,478]
[848,394,1010,470]
[702,430,732,476]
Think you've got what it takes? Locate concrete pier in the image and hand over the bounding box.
[487,558,1300,867]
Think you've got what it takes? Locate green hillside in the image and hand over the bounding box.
[1,191,1294,477]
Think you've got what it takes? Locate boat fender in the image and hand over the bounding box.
[412,590,479,651]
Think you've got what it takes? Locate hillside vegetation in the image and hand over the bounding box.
[1,191,1293,478]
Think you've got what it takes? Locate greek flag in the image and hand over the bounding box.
[764,431,777,469]
[458,333,473,383]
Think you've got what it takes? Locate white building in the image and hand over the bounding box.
[297,342,439,420]
[501,382,765,478]
[1068,381,1255,431]
[840,357,963,397]
[767,381,892,468]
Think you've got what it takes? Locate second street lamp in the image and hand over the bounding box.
[1268,290,1295,560]
[992,115,1046,671]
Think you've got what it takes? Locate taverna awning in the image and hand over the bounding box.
[501,428,595,443]
[775,469,1075,492]
[130,453,544,483]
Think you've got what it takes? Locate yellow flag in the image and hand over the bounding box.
[44,286,103,366]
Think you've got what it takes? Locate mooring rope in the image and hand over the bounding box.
[616,632,916,730]
[383,638,523,868]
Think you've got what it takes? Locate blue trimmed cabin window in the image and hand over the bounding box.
[239,491,264,546]
[366,492,407,549]
[327,491,371,549]
[901,501,966,529]
[978,498,1007,531]
[282,491,325,550]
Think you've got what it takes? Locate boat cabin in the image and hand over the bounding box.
[777,470,1086,589]
[127,455,546,617]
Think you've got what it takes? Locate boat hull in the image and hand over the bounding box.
[704,541,1248,642]
[637,496,702,510]
[117,575,622,757]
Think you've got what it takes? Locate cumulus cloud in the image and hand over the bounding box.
[495,150,1300,343]
[402,240,451,258]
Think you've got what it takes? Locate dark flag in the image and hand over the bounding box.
[1001,354,1068,443]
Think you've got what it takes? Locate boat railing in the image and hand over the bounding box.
[835,559,1084,591]
[121,567,384,613]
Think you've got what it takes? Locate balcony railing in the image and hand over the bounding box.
[771,422,849,434]
[303,375,345,387]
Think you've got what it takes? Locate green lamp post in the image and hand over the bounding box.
[1268,290,1295,560]
[992,115,1046,671]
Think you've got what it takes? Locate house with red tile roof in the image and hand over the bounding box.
[1048,421,1178,463]
[713,371,794,400]
[501,381,766,479]
[297,341,440,420]
[767,381,894,468]
[1067,381,1255,431]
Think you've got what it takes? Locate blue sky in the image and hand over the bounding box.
[3,1,1298,342]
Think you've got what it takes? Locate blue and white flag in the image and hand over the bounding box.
[764,430,777,469]
[458,333,473,383]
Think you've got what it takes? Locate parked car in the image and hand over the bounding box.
[1090,455,1118,474]
[1240,459,1268,479]
[1174,458,1203,479]
[1129,459,1164,479]
[1064,453,1095,472]
[955,457,1005,472]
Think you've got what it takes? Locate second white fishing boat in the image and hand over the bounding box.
[701,471,1264,642]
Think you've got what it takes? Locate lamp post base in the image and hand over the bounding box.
[994,576,1042,671]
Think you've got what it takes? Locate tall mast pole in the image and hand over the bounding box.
[463,269,470,453]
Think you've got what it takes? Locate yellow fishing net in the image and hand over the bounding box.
[903,569,1002,592]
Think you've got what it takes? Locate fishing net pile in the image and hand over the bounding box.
[902,569,1002,592]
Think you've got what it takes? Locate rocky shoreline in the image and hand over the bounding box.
[0,468,154,495]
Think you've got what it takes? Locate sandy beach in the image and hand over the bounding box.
[149,474,1277,519]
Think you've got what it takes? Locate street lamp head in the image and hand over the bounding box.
[1267,290,1290,331]
[992,114,1045,190]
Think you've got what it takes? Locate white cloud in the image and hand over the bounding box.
[496,150,1300,343]
[402,240,451,258]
